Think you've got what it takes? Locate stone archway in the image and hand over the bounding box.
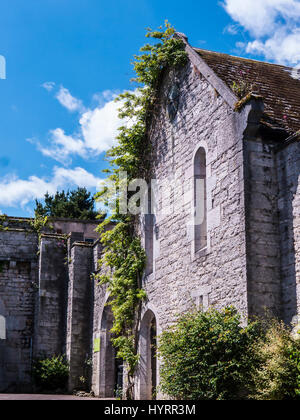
[97,304,123,398]
[136,309,158,400]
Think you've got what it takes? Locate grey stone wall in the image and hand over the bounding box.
[0,221,99,393]
[52,219,99,241]
[0,230,38,392]
[141,62,251,333]
[66,242,93,391]
[277,140,300,323]
[244,138,281,318]
[34,234,69,359]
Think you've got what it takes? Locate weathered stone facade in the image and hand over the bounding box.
[0,229,38,392]
[0,218,101,393]
[0,34,299,399]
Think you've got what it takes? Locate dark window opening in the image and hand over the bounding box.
[194,147,207,252]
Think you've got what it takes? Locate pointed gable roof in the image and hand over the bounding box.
[194,48,300,135]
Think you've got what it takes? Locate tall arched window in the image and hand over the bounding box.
[145,188,155,275]
[138,309,157,400]
[98,305,119,398]
[194,147,207,253]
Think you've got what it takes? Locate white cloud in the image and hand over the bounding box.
[37,129,86,165]
[92,90,120,105]
[291,64,300,80]
[246,28,300,65]
[9,87,122,211]
[223,0,300,65]
[55,86,84,112]
[42,82,55,92]
[38,89,124,165]
[223,24,240,35]
[79,98,121,153]
[0,167,103,208]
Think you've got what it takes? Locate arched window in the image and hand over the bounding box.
[194,147,207,253]
[98,305,121,398]
[138,309,157,400]
[145,188,155,275]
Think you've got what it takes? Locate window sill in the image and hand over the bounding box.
[192,246,209,261]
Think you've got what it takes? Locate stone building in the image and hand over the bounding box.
[0,33,299,399]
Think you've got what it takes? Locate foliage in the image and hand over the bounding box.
[29,214,54,255]
[97,221,147,399]
[0,214,8,231]
[232,79,254,100]
[249,320,300,400]
[29,214,50,234]
[35,187,98,220]
[95,22,187,400]
[32,355,69,391]
[158,307,262,400]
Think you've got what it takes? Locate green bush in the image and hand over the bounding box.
[249,321,300,400]
[158,307,262,400]
[32,355,69,391]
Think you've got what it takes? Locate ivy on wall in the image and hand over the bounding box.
[0,214,8,232]
[95,22,187,400]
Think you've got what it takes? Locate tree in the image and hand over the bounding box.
[35,188,98,220]
[158,307,262,400]
[249,320,300,400]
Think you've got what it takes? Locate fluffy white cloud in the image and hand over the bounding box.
[37,129,86,165]
[38,89,124,165]
[0,167,103,208]
[223,0,300,37]
[223,0,300,65]
[55,86,84,112]
[246,28,300,65]
[79,98,121,153]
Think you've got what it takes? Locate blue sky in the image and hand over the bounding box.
[1,0,300,216]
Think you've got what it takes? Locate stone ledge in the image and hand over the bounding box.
[71,241,94,248]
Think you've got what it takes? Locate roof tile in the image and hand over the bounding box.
[194,48,300,134]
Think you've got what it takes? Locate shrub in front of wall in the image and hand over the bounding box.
[32,355,69,392]
[158,307,262,400]
[249,320,300,400]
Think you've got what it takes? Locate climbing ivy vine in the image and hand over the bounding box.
[0,214,8,232]
[95,22,187,400]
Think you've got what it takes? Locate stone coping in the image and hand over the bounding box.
[40,233,68,240]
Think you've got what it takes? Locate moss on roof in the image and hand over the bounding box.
[194,48,300,135]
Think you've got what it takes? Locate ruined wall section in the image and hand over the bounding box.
[0,229,38,392]
[34,234,69,359]
[66,242,93,391]
[277,140,300,324]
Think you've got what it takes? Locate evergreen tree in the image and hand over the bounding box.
[35,188,98,220]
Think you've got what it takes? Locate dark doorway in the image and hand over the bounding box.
[114,358,123,398]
